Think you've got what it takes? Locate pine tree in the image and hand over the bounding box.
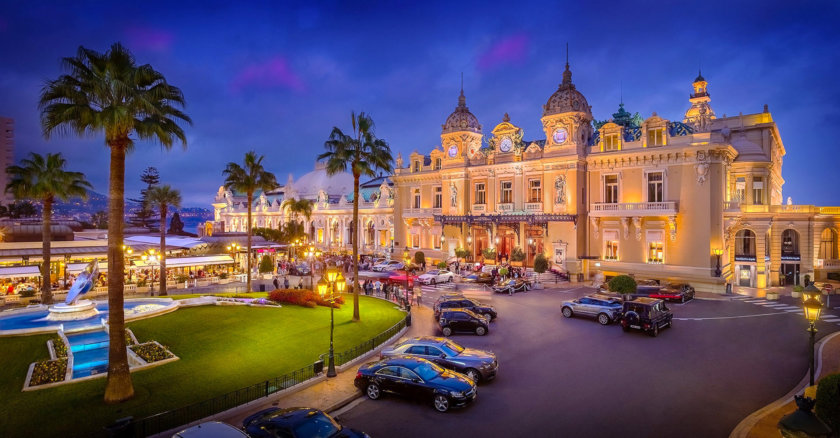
[129,167,160,228]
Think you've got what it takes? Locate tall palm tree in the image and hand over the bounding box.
[39,43,191,403]
[223,151,277,294]
[282,197,312,233]
[319,112,393,322]
[6,152,91,305]
[146,185,181,296]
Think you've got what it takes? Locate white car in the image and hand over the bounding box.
[373,260,402,271]
[381,261,405,271]
[418,269,455,285]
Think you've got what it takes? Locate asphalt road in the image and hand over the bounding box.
[333,286,840,438]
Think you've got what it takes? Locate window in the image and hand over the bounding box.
[752,176,764,205]
[782,229,800,257]
[528,179,542,203]
[820,228,838,260]
[475,183,486,205]
[646,172,663,203]
[433,233,441,249]
[647,230,664,263]
[406,346,425,354]
[413,188,421,209]
[411,233,420,248]
[604,134,620,151]
[735,177,746,202]
[604,175,619,203]
[735,230,756,257]
[434,186,442,208]
[427,347,443,357]
[412,160,420,172]
[317,228,324,243]
[604,231,619,260]
[434,158,442,170]
[500,181,513,204]
[376,366,400,377]
[647,128,665,147]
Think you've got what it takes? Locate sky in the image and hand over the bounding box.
[1,0,839,207]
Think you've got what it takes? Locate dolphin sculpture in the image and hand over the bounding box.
[66,259,100,305]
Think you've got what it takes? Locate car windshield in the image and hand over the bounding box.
[292,412,341,438]
[412,361,446,380]
[466,299,481,306]
[426,270,439,275]
[441,339,465,355]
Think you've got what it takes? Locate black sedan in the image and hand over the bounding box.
[354,355,477,412]
[243,407,368,438]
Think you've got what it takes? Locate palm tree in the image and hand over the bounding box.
[6,152,91,305]
[39,43,191,403]
[223,151,277,294]
[319,112,393,322]
[282,197,313,235]
[145,185,181,296]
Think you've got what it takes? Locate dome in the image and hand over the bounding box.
[542,63,591,118]
[291,162,354,198]
[442,89,482,134]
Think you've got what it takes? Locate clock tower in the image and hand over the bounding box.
[540,60,593,156]
[441,87,482,165]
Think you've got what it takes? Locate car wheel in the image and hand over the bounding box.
[366,383,381,400]
[442,327,452,337]
[650,324,659,337]
[597,313,610,325]
[448,277,453,283]
[434,394,450,412]
[561,307,573,318]
[475,326,487,336]
[681,296,685,303]
[483,313,493,322]
[465,368,481,383]
[431,278,436,285]
[621,324,630,332]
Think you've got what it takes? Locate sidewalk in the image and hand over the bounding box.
[730,331,840,437]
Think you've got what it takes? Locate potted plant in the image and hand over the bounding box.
[498,266,509,280]
[510,247,525,267]
[482,247,497,264]
[766,290,781,300]
[259,255,274,279]
[532,253,548,289]
[792,284,804,299]
[608,275,637,301]
[437,261,447,270]
[414,251,425,270]
[454,247,470,264]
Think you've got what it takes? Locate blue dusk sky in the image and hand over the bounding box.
[0,0,838,207]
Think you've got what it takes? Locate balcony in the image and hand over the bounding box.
[472,204,486,213]
[525,202,543,212]
[498,203,514,212]
[724,201,741,211]
[403,208,435,218]
[589,201,678,217]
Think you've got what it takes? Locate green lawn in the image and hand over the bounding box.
[0,295,403,438]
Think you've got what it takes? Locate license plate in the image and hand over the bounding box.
[630,325,641,329]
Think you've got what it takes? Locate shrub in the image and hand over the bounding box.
[219,272,229,279]
[499,267,509,278]
[125,330,136,346]
[511,247,525,262]
[259,255,273,273]
[176,275,189,283]
[482,247,497,260]
[804,274,812,286]
[454,247,470,260]
[533,254,549,274]
[793,285,805,293]
[267,289,341,308]
[20,288,36,298]
[50,335,68,358]
[608,275,637,295]
[29,359,67,386]
[437,261,447,269]
[136,279,147,287]
[414,251,425,265]
[130,342,174,363]
[816,373,840,433]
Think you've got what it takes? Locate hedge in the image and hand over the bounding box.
[268,289,345,308]
[816,373,840,433]
[608,275,637,294]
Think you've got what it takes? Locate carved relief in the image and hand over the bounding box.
[667,216,677,241]
[590,217,600,239]
[621,217,630,240]
[695,151,710,185]
[633,217,642,241]
[554,175,567,205]
[449,183,458,208]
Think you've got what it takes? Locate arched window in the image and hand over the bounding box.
[781,229,800,257]
[735,230,756,257]
[367,221,375,244]
[434,158,442,170]
[820,228,838,260]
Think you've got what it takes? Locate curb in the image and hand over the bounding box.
[729,330,840,438]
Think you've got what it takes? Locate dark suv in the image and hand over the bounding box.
[619,297,673,337]
[438,309,490,337]
[434,297,497,321]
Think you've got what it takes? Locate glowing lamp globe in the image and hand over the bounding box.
[804,297,822,323]
[803,283,822,304]
[317,277,328,297]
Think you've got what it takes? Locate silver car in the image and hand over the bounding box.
[380,336,498,383]
[561,293,623,325]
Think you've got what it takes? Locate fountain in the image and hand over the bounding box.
[47,259,100,321]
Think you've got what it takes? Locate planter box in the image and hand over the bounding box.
[510,261,523,267]
[791,291,802,299]
[765,292,780,301]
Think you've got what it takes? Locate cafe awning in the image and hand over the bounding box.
[134,255,235,269]
[0,265,41,278]
[67,262,109,274]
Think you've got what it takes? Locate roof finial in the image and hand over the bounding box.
[566,42,569,67]
[561,43,572,86]
[458,72,466,107]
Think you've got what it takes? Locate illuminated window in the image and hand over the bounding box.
[413,188,421,209]
[475,183,486,205]
[782,229,800,257]
[646,230,665,263]
[752,176,764,205]
[647,128,665,147]
[500,181,513,204]
[604,175,619,203]
[603,134,620,151]
[433,234,441,249]
[434,158,442,170]
[735,177,746,202]
[528,179,542,203]
[735,230,756,257]
[433,186,442,208]
[820,228,838,259]
[317,228,324,243]
[647,172,663,203]
[604,230,619,260]
[411,233,420,248]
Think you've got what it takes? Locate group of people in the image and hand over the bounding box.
[359,278,422,307]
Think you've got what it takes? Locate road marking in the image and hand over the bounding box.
[730,295,750,300]
[785,309,804,313]
[745,299,768,303]
[821,316,840,321]
[675,312,793,321]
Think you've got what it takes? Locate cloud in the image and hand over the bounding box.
[477,33,529,71]
[124,26,174,52]
[230,56,306,93]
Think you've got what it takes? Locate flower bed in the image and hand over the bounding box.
[29,358,68,386]
[125,329,136,346]
[268,289,345,308]
[50,335,68,358]
[130,342,174,363]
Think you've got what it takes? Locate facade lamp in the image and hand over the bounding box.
[467,234,472,244]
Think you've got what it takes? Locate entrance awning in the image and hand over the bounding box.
[0,265,41,278]
[67,262,108,274]
[134,255,235,269]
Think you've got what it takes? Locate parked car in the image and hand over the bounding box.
[649,283,695,303]
[434,296,497,321]
[355,355,477,412]
[374,260,404,272]
[619,297,673,337]
[289,263,311,276]
[381,336,498,383]
[438,308,490,336]
[172,421,249,438]
[243,407,368,438]
[371,260,393,272]
[492,278,530,294]
[463,272,494,284]
[635,279,662,294]
[561,294,623,325]
[418,269,456,285]
[480,265,498,274]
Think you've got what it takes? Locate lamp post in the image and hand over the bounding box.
[803,283,823,386]
[317,267,345,378]
[528,238,534,270]
[713,248,723,277]
[141,249,159,295]
[226,243,241,273]
[403,248,411,309]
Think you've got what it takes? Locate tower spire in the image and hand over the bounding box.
[562,43,572,86]
[458,72,466,107]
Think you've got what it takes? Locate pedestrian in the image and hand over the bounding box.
[283,276,289,289]
[375,280,382,296]
[413,284,422,306]
[272,276,280,290]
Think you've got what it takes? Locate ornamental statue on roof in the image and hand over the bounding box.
[683,70,716,132]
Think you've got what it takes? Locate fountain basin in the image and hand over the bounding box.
[47,300,99,321]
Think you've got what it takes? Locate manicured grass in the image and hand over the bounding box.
[168,292,269,300]
[0,295,403,438]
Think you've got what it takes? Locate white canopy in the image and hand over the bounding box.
[67,262,109,274]
[134,255,235,269]
[0,265,41,278]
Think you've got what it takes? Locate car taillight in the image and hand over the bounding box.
[643,323,650,329]
[356,371,362,379]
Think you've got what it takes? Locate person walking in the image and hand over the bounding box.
[272,276,280,290]
[374,279,382,297]
[414,284,422,307]
[283,276,289,289]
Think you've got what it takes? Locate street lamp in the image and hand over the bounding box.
[713,248,723,277]
[226,243,241,273]
[803,283,823,386]
[317,267,345,378]
[305,246,321,289]
[528,238,534,269]
[141,249,159,295]
[403,248,412,309]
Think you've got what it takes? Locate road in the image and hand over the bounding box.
[332,286,839,438]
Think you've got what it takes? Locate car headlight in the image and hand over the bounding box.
[450,391,464,398]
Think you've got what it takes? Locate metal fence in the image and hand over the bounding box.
[113,315,408,438]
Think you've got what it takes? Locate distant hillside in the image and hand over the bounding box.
[50,190,211,223]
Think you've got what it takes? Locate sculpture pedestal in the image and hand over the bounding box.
[47,300,99,321]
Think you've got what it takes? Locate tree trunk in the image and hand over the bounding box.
[246,192,253,293]
[40,196,53,305]
[352,172,360,322]
[104,142,134,403]
[159,204,167,296]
